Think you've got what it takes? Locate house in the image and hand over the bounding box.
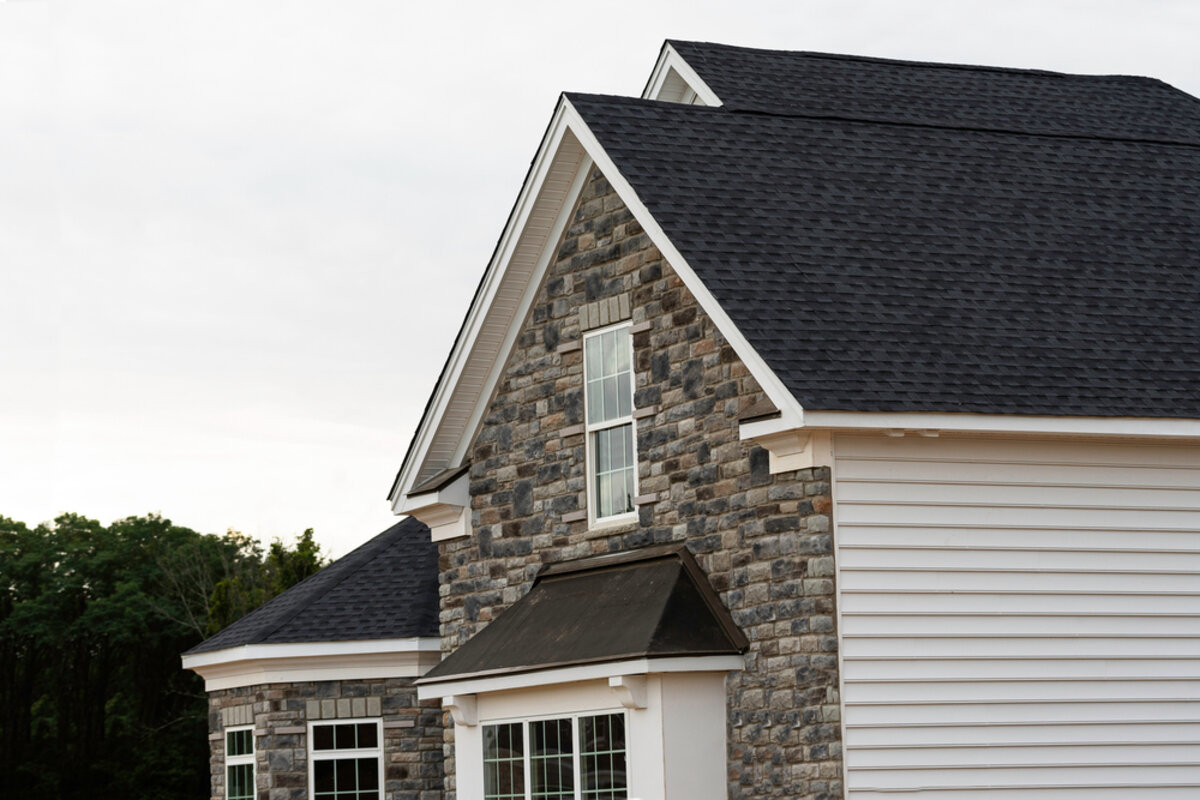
[181,518,444,800]
[186,40,1200,800]
[390,41,1200,800]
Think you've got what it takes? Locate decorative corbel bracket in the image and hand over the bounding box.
[443,694,477,726]
[754,430,833,474]
[608,675,647,710]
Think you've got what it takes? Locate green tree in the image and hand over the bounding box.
[0,513,328,800]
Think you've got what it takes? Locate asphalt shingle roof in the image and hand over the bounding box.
[568,63,1200,416]
[669,40,1200,144]
[185,517,438,654]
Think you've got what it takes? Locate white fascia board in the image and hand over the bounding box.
[561,99,804,429]
[181,637,442,670]
[415,655,744,701]
[642,42,722,106]
[390,104,590,511]
[748,410,1200,440]
[182,638,443,692]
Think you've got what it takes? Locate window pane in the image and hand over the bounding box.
[314,761,336,793]
[530,718,574,800]
[313,724,334,751]
[581,714,627,799]
[228,763,254,800]
[602,329,619,376]
[613,327,630,372]
[336,758,357,791]
[484,723,524,800]
[602,376,618,420]
[616,372,631,418]
[595,429,610,473]
[587,379,604,425]
[356,723,377,749]
[585,335,602,376]
[357,758,379,790]
[334,724,356,750]
[227,729,252,757]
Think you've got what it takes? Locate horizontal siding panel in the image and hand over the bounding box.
[839,569,1200,593]
[843,657,1200,681]
[835,435,1200,797]
[840,591,1199,615]
[836,480,1200,509]
[847,764,1200,791]
[848,789,1200,799]
[838,502,1200,529]
[837,547,1200,571]
[838,527,1200,551]
[845,722,1200,747]
[846,742,1199,768]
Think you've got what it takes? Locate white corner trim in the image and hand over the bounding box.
[416,655,744,701]
[181,638,443,692]
[608,675,648,709]
[560,99,804,431]
[443,694,478,726]
[642,42,722,106]
[790,411,1200,440]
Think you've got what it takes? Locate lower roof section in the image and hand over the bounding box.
[418,544,748,688]
[182,637,442,692]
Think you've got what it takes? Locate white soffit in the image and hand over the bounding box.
[181,638,442,692]
[641,42,722,106]
[392,94,804,509]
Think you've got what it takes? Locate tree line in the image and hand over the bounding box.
[0,512,327,800]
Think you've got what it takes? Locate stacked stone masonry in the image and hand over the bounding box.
[440,167,843,800]
[207,678,443,800]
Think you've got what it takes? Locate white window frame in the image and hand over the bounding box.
[225,724,255,800]
[481,709,629,800]
[583,321,638,527]
[307,717,385,800]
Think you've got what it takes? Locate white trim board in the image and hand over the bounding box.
[641,41,722,106]
[415,654,745,701]
[182,637,442,692]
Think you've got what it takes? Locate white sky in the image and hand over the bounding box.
[2,0,1198,557]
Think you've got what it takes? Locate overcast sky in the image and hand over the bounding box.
[2,0,1197,557]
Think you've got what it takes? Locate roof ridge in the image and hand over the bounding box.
[564,92,1200,150]
[667,39,1170,86]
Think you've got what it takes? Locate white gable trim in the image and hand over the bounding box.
[389,104,592,509]
[181,637,443,692]
[642,42,722,106]
[391,96,804,512]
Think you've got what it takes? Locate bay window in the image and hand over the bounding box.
[483,713,627,800]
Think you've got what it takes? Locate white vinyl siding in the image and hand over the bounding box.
[833,434,1200,799]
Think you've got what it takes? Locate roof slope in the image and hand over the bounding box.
[186,517,438,654]
[669,40,1200,144]
[420,545,747,683]
[569,90,1200,417]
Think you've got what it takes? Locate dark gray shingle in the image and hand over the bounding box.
[185,517,437,654]
[568,89,1200,417]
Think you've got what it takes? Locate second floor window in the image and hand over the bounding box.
[584,323,636,522]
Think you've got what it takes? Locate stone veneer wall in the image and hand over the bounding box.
[438,167,843,799]
[207,678,443,800]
